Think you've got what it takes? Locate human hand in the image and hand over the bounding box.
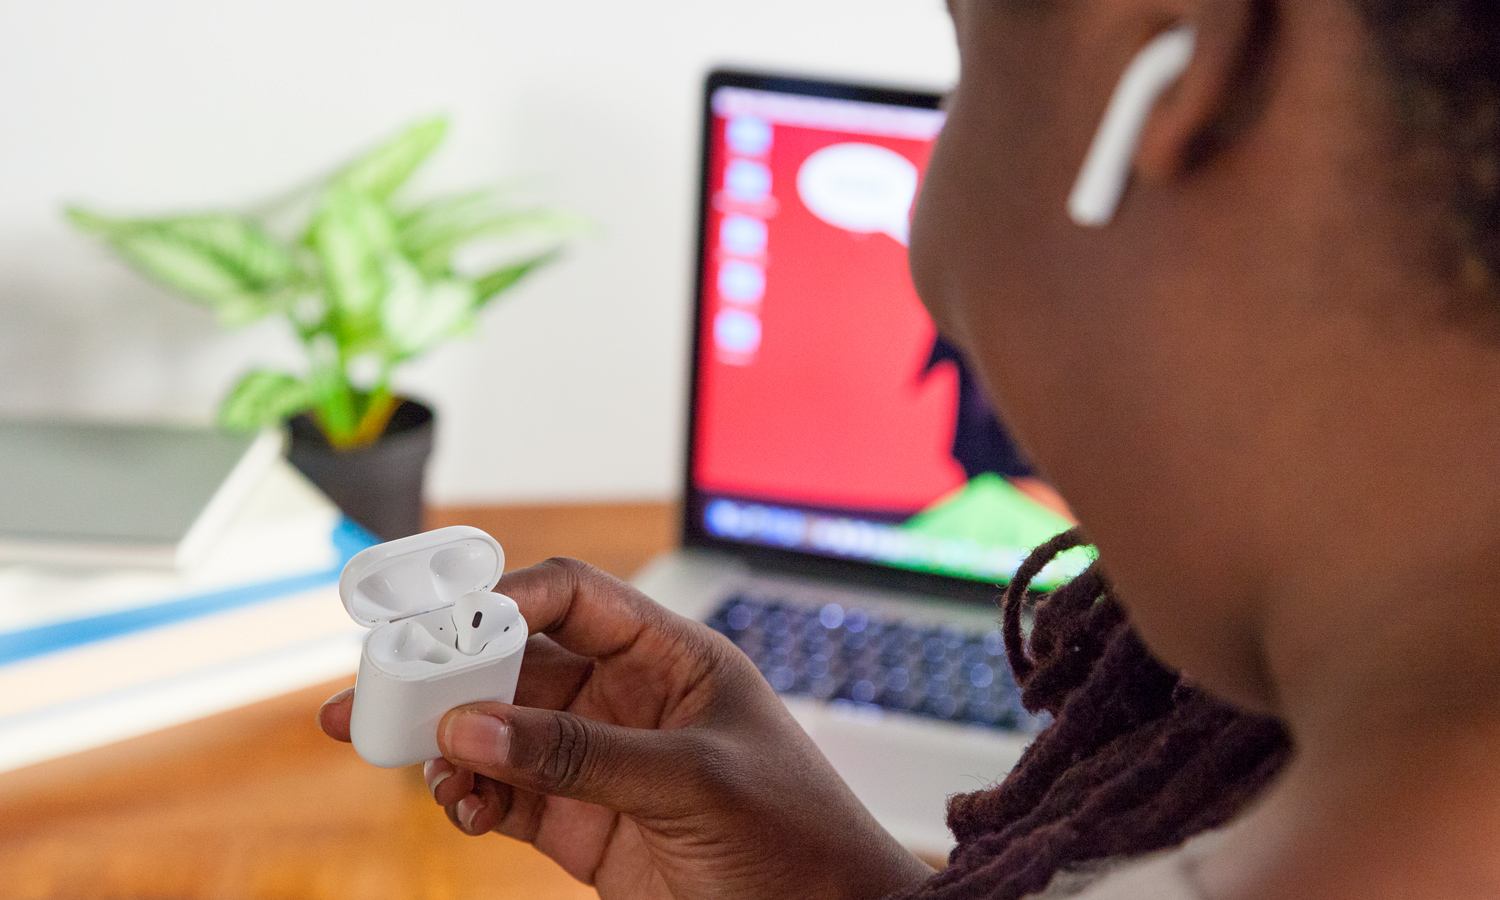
[319,558,932,900]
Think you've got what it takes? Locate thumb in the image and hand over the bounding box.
[438,703,707,818]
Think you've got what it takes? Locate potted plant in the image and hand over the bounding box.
[68,117,580,539]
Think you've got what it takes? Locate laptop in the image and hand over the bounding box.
[633,70,1093,856]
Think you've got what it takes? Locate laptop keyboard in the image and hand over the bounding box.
[706,596,1049,733]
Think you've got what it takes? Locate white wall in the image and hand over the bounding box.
[0,0,957,504]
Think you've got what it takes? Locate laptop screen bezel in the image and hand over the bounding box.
[680,69,1018,605]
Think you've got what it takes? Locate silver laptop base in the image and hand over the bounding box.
[634,549,1035,856]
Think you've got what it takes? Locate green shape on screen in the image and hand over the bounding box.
[900,474,1092,588]
[906,474,1070,545]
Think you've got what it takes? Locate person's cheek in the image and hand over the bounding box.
[910,132,965,340]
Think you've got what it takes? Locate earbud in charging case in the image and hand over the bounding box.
[338,525,528,768]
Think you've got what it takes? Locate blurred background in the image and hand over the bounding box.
[0,0,957,506]
[0,6,968,894]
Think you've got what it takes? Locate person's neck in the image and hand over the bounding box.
[1197,566,1500,900]
[1196,719,1500,900]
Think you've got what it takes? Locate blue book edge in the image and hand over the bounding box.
[0,517,380,668]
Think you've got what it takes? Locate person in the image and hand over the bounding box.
[320,0,1500,897]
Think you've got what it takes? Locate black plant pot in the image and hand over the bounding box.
[286,399,435,542]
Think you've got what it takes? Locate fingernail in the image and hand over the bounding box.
[457,795,483,832]
[428,770,452,800]
[315,689,352,728]
[445,713,510,766]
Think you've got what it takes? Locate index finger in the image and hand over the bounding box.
[494,558,698,661]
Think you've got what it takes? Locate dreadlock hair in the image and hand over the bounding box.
[899,530,1291,900]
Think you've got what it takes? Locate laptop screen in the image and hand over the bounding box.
[683,71,1089,596]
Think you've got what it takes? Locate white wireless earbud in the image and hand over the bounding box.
[1068,25,1197,228]
[452,590,521,655]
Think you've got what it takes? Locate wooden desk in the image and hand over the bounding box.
[0,503,678,900]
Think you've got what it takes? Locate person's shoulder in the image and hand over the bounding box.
[1052,850,1201,900]
[1026,826,1231,900]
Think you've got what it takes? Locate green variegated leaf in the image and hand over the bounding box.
[67,209,296,325]
[153,215,296,285]
[309,186,395,327]
[108,232,272,325]
[397,193,586,277]
[219,370,314,431]
[394,190,492,236]
[376,256,425,352]
[473,250,561,308]
[337,118,448,200]
[394,190,494,276]
[379,257,477,357]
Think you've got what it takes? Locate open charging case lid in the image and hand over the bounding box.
[339,526,505,628]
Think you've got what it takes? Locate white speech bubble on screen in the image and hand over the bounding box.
[797,142,919,246]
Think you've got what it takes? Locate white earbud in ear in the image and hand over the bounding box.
[452,590,521,656]
[1068,25,1197,228]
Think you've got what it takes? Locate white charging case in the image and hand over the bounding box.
[339,525,529,768]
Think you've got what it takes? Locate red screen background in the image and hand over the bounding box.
[693,114,967,515]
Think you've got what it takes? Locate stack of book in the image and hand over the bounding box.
[0,420,380,773]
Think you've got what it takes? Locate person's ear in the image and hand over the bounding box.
[1136,1,1267,176]
[1069,24,1197,226]
[1071,0,1268,226]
